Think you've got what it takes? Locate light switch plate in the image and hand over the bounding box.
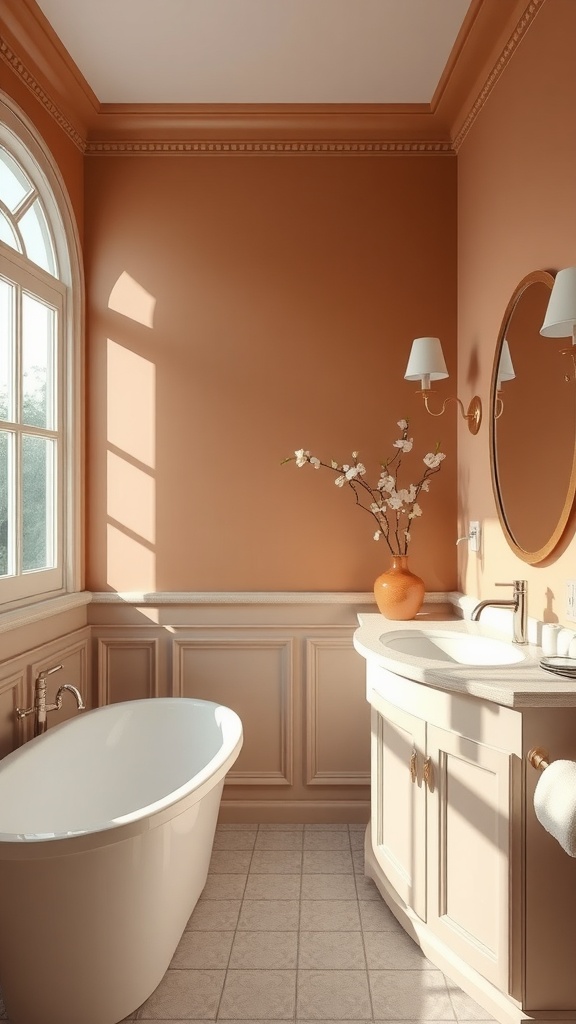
[566,580,576,621]
[468,521,481,553]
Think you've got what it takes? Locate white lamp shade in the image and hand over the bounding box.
[540,267,576,337]
[404,337,449,382]
[497,338,516,385]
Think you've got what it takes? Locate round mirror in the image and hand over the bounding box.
[490,270,576,563]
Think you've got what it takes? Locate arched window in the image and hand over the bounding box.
[0,95,83,608]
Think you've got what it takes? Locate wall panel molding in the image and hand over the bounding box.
[305,637,371,787]
[172,636,294,786]
[0,670,27,751]
[97,638,159,704]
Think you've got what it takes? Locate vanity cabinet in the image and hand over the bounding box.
[370,688,512,991]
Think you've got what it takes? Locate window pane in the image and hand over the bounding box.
[19,199,57,277]
[0,430,13,577]
[22,434,55,572]
[0,210,21,252]
[0,280,13,420]
[0,148,31,213]
[22,292,55,429]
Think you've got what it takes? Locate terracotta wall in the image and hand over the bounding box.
[457,0,576,622]
[84,153,458,594]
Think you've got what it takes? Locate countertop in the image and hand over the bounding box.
[354,611,576,708]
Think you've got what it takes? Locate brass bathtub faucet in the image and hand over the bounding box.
[16,665,85,737]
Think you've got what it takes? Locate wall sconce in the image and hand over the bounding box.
[495,338,516,418]
[404,336,482,435]
[540,266,576,380]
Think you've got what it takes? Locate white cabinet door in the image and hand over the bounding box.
[370,698,427,920]
[426,724,511,990]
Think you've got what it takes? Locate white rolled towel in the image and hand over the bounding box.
[534,759,576,857]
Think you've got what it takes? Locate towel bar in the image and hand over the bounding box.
[527,747,550,771]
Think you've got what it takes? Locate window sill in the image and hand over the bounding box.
[0,591,92,635]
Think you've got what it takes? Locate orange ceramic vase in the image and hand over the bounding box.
[373,555,425,620]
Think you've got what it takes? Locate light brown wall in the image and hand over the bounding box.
[85,153,458,594]
[457,0,576,620]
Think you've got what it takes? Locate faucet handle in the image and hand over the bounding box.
[495,580,527,591]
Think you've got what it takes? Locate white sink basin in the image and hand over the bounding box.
[380,628,527,667]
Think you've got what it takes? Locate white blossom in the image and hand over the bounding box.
[420,479,430,491]
[334,475,346,487]
[378,473,395,493]
[423,451,446,469]
[352,451,358,459]
[374,531,381,541]
[404,530,411,543]
[295,449,310,467]
[397,419,408,430]
[345,466,359,480]
[331,460,338,469]
[393,438,413,453]
[310,457,320,469]
[356,462,366,475]
[387,495,403,510]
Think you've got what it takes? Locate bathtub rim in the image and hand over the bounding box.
[0,697,243,857]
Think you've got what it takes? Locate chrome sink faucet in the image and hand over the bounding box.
[471,580,528,645]
[16,665,85,737]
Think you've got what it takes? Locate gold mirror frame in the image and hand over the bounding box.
[490,270,576,564]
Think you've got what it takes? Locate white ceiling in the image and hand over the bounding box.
[35,0,473,105]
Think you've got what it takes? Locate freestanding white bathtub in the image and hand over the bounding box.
[0,697,243,1024]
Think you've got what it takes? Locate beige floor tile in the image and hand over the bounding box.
[354,874,381,901]
[298,931,367,969]
[304,823,349,831]
[349,830,365,849]
[300,873,357,900]
[170,930,234,969]
[303,850,354,874]
[243,872,301,900]
[359,899,401,931]
[250,849,302,874]
[213,831,257,851]
[348,823,368,831]
[237,898,300,931]
[300,899,361,931]
[229,930,298,969]
[369,970,455,1020]
[137,969,225,1019]
[187,899,241,931]
[218,969,296,1019]
[297,969,372,1019]
[303,831,352,851]
[254,830,304,851]
[209,850,252,874]
[444,977,497,1020]
[364,930,438,970]
[202,874,247,900]
[352,849,365,873]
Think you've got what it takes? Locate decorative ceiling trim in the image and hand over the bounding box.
[453,0,546,151]
[84,139,454,156]
[0,39,85,152]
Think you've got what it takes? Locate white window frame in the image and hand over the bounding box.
[0,93,84,611]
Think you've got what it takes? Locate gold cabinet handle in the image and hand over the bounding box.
[409,747,417,783]
[423,756,433,790]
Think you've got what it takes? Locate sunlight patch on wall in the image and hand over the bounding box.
[107,338,155,467]
[107,451,155,544]
[107,524,156,593]
[106,338,156,591]
[108,271,156,328]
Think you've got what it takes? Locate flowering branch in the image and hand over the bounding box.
[283,420,445,556]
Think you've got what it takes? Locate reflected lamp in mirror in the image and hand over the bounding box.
[540,266,576,379]
[495,339,516,419]
[404,336,482,435]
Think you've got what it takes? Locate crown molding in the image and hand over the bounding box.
[84,139,454,157]
[1,0,547,157]
[452,0,546,151]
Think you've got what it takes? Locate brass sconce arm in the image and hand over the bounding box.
[418,389,482,435]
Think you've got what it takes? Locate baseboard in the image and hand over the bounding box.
[218,799,370,824]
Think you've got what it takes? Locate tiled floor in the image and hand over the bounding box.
[123,823,498,1024]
